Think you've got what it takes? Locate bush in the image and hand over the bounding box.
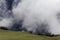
[0,27,8,30]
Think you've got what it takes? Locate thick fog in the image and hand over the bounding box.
[0,0,60,35]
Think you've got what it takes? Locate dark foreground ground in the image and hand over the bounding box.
[0,30,60,40]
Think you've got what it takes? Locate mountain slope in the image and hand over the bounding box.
[0,30,60,40]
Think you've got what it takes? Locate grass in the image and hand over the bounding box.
[0,30,60,40]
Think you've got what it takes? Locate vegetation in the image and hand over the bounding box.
[0,27,8,30]
[0,30,60,40]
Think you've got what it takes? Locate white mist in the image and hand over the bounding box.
[13,0,60,35]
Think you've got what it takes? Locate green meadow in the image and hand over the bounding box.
[0,30,60,40]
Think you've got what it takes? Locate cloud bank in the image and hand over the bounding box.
[0,0,60,35]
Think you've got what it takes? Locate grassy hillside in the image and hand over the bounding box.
[0,30,60,40]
